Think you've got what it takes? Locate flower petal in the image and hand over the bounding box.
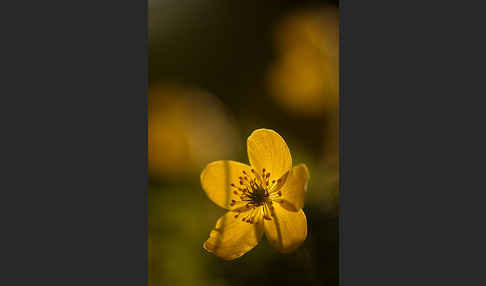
[264,203,307,253]
[203,210,264,260]
[201,160,253,210]
[278,164,310,211]
[247,129,292,182]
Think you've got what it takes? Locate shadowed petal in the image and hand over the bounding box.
[278,164,310,211]
[203,210,264,260]
[247,129,292,182]
[264,203,307,253]
[200,160,253,210]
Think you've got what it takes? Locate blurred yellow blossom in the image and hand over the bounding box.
[201,129,310,260]
[149,84,238,180]
[267,5,339,116]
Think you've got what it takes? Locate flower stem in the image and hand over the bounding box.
[296,245,320,286]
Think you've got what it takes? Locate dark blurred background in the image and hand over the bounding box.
[149,0,339,285]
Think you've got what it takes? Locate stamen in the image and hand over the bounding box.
[241,207,257,224]
[263,204,272,220]
[230,166,282,217]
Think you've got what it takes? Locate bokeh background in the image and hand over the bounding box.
[149,0,339,285]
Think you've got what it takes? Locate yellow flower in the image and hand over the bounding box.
[149,84,238,179]
[201,129,310,260]
[267,6,339,116]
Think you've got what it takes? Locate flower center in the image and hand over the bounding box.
[247,184,267,206]
[229,168,283,224]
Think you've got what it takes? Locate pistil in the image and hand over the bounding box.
[229,168,283,224]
